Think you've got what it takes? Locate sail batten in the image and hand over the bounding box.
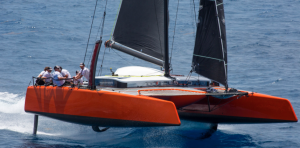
[192,0,228,88]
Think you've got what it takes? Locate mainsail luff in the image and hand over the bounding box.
[192,0,228,88]
[109,0,166,66]
[163,0,170,76]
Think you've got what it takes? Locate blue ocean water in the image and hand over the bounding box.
[0,0,299,147]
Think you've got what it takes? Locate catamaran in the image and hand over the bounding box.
[25,0,297,135]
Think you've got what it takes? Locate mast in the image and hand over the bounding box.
[88,40,102,90]
[164,0,170,77]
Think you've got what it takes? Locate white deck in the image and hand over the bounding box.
[95,66,210,88]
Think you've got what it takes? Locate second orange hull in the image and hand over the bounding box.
[178,91,298,123]
[25,86,181,127]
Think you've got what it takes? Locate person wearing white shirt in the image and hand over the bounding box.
[74,63,90,83]
[38,71,45,78]
[37,66,51,77]
[36,66,50,85]
[74,70,83,85]
[41,67,53,84]
[60,67,72,84]
[52,66,65,86]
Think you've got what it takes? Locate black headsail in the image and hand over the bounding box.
[105,0,167,67]
[192,0,228,89]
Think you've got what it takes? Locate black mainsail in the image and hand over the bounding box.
[106,0,167,67]
[192,0,228,89]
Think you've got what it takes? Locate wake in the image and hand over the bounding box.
[0,92,25,114]
[0,92,134,139]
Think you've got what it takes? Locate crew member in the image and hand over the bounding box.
[36,66,50,85]
[41,67,53,85]
[74,63,89,83]
[37,67,49,77]
[74,70,83,85]
[59,67,72,85]
[52,66,65,86]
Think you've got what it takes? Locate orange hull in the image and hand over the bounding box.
[25,86,297,126]
[179,92,298,123]
[25,86,181,127]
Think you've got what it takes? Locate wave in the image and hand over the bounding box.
[0,92,135,138]
[0,92,25,114]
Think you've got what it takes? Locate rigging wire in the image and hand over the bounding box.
[94,0,107,43]
[109,0,122,40]
[190,0,198,38]
[83,0,99,64]
[88,0,108,68]
[106,0,131,66]
[184,69,193,86]
[98,47,135,76]
[192,0,198,29]
[98,47,107,76]
[87,0,105,68]
[111,49,134,65]
[171,0,199,68]
[87,19,102,68]
[185,0,198,87]
[99,0,108,41]
[169,0,180,71]
[97,0,109,76]
[104,0,143,69]
[187,0,198,40]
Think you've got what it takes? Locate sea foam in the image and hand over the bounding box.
[0,92,25,114]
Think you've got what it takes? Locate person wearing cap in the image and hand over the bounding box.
[59,67,72,85]
[41,67,53,84]
[74,70,83,85]
[52,65,65,86]
[74,63,89,83]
